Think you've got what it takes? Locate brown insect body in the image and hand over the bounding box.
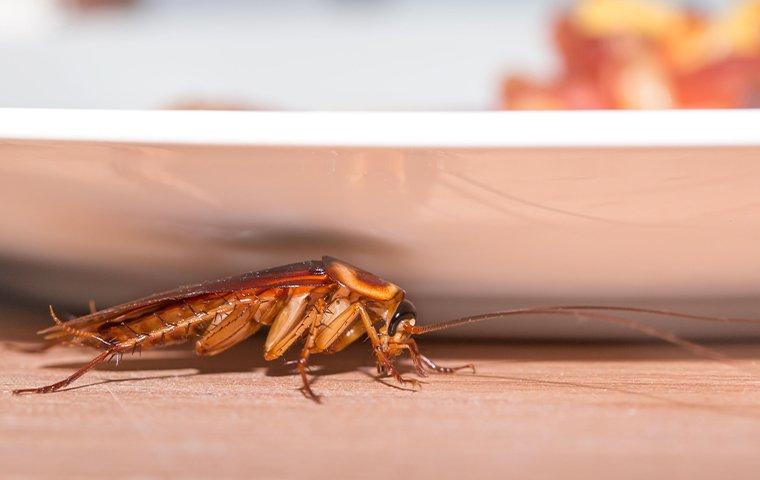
[14,256,760,399]
[15,256,418,398]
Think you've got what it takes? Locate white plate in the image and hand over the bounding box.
[2,109,760,339]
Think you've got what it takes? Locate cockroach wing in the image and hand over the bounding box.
[41,260,331,334]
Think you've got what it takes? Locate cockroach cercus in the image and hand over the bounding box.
[12,256,760,400]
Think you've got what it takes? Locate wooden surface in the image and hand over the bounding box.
[3,331,760,479]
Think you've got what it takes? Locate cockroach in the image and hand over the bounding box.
[12,256,760,400]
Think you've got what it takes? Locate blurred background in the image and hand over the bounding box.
[0,0,756,110]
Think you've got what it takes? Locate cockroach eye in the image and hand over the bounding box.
[388,299,416,336]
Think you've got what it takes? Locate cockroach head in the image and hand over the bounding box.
[388,299,416,337]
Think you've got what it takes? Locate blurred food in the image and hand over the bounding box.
[502,0,760,109]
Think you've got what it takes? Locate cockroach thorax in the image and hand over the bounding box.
[322,256,402,301]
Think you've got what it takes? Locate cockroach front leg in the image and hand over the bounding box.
[373,346,421,389]
[355,306,420,389]
[407,340,476,375]
[383,343,427,377]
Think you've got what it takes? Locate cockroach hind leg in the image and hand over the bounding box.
[13,349,115,395]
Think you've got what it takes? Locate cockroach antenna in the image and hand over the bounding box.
[407,305,760,335]
[404,305,760,364]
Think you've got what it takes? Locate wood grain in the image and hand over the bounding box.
[3,332,760,479]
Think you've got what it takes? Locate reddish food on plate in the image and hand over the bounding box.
[502,0,760,109]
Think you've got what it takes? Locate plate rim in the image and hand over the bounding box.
[0,108,758,148]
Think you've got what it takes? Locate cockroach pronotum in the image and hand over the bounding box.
[12,256,760,400]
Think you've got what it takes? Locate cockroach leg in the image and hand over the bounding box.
[283,358,313,372]
[297,351,319,402]
[297,301,327,402]
[13,347,121,395]
[407,349,429,377]
[385,343,427,377]
[418,354,475,374]
[155,312,177,328]
[373,346,421,389]
[408,340,475,374]
[119,321,141,339]
[88,299,97,315]
[183,301,205,326]
[353,304,420,389]
[194,306,258,356]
